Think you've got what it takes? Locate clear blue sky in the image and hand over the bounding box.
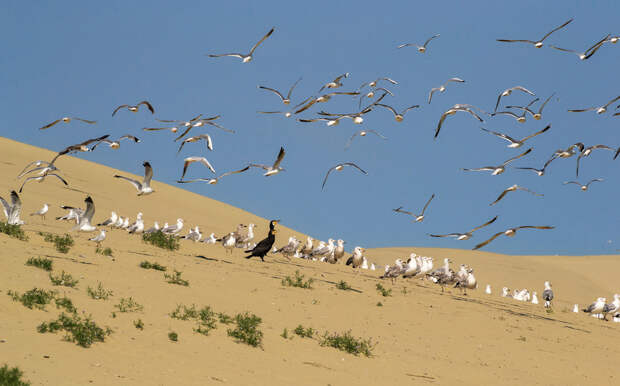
[2,1,619,255]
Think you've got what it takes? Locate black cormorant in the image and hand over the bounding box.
[245,220,280,261]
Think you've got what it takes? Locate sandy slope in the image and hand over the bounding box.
[1,136,619,386]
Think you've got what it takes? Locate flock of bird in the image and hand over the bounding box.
[2,18,620,323]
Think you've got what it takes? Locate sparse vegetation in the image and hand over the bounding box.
[8,288,56,310]
[336,280,352,291]
[54,296,76,313]
[0,221,28,241]
[218,312,233,325]
[37,312,112,348]
[0,364,31,386]
[143,231,179,251]
[376,301,383,307]
[114,297,143,313]
[139,260,167,271]
[319,330,375,357]
[281,270,313,289]
[294,325,316,338]
[39,232,74,253]
[164,270,189,286]
[95,247,113,257]
[170,304,199,320]
[281,328,289,339]
[227,312,263,348]
[49,271,79,288]
[86,282,113,300]
[170,304,217,336]
[168,331,178,342]
[133,319,144,330]
[376,283,392,297]
[25,257,53,271]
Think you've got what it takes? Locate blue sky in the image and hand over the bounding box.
[1,1,619,255]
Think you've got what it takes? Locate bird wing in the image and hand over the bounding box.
[537,93,555,114]
[521,124,551,142]
[367,130,387,140]
[584,35,610,58]
[421,193,435,215]
[446,77,465,84]
[286,77,302,99]
[587,178,604,187]
[480,127,517,144]
[344,132,360,149]
[375,103,398,117]
[496,39,537,44]
[143,127,175,131]
[208,53,244,58]
[173,126,194,142]
[568,107,596,113]
[494,93,504,112]
[119,135,140,143]
[548,45,579,54]
[38,119,61,130]
[513,86,535,96]
[248,27,275,55]
[176,178,212,184]
[540,18,573,41]
[294,98,317,114]
[403,105,420,114]
[9,191,21,221]
[473,232,504,250]
[204,121,235,133]
[342,162,368,175]
[429,233,462,238]
[18,176,40,193]
[112,105,129,116]
[82,196,95,223]
[143,162,153,186]
[138,101,155,114]
[258,86,285,101]
[0,195,10,219]
[470,216,498,233]
[434,112,449,138]
[423,34,440,47]
[74,117,97,124]
[182,157,214,179]
[461,167,497,172]
[248,163,270,171]
[563,181,581,186]
[514,225,554,231]
[490,189,510,206]
[17,161,50,178]
[91,139,112,151]
[321,166,339,190]
[516,186,543,196]
[493,111,520,119]
[396,43,414,49]
[272,147,286,169]
[22,173,68,193]
[218,166,250,179]
[603,96,620,108]
[503,148,532,165]
[393,206,414,216]
[114,175,142,191]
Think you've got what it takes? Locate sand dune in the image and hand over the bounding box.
[2,136,620,386]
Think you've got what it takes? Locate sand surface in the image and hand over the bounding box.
[1,136,619,386]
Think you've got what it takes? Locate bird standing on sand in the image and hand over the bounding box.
[114,161,154,196]
[346,247,366,268]
[89,230,106,247]
[30,203,49,220]
[542,281,554,308]
[583,298,606,318]
[245,220,280,261]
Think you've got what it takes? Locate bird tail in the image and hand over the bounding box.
[345,256,353,266]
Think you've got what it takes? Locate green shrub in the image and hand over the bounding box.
[139,260,166,271]
[86,282,113,300]
[375,283,392,297]
[114,297,143,313]
[49,271,78,288]
[54,296,76,313]
[227,312,263,348]
[294,325,316,338]
[170,304,199,320]
[281,271,313,289]
[164,270,189,286]
[335,280,352,291]
[25,257,52,271]
[142,231,179,251]
[95,247,113,257]
[133,319,144,330]
[168,331,178,342]
[39,232,73,253]
[37,312,112,348]
[0,364,30,386]
[281,328,289,339]
[0,221,28,241]
[7,288,56,310]
[170,304,217,336]
[319,330,375,357]
[218,312,233,325]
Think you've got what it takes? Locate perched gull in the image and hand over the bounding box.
[300,236,314,257]
[91,135,140,150]
[435,104,485,139]
[322,162,368,190]
[480,125,550,148]
[485,284,492,295]
[489,185,543,206]
[374,103,419,122]
[345,129,387,150]
[563,178,604,191]
[381,259,405,283]
[603,294,620,321]
[72,196,96,232]
[204,232,217,244]
[162,218,184,235]
[542,281,554,308]
[319,73,350,92]
[30,203,49,220]
[275,236,300,260]
[494,86,536,112]
[19,173,68,193]
[120,217,130,229]
[89,230,106,247]
[463,148,532,176]
[112,101,154,116]
[38,116,96,130]
[473,225,554,250]
[127,213,144,234]
[502,287,512,298]
[430,216,498,241]
[496,18,573,48]
[177,166,250,185]
[345,247,365,268]
[0,191,24,225]
[236,223,256,248]
[568,96,620,114]
[220,232,236,253]
[549,34,610,60]
[143,221,160,234]
[114,161,154,196]
[98,211,118,227]
[208,27,274,63]
[249,147,286,176]
[397,34,440,52]
[393,193,435,223]
[576,145,614,177]
[582,298,606,318]
[258,77,302,105]
[454,268,477,295]
[573,304,579,313]
[532,291,539,304]
[428,78,465,104]
[330,239,345,263]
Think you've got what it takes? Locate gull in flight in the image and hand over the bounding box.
[91,135,140,150]
[317,104,376,125]
[568,96,620,114]
[1,190,24,225]
[490,185,543,206]
[358,77,398,90]
[430,216,498,241]
[39,116,96,130]
[505,94,555,120]
[563,178,603,191]
[393,193,435,222]
[497,97,540,123]
[72,196,96,232]
[435,104,485,139]
[345,129,387,150]
[258,77,302,105]
[19,173,68,193]
[208,27,274,62]
[177,134,213,154]
[112,101,155,116]
[30,203,49,220]
[515,158,555,176]
[549,34,610,60]
[319,73,350,92]
[576,145,614,177]
[322,162,367,190]
[462,148,532,175]
[180,157,216,180]
[173,117,233,142]
[358,87,394,108]
[480,125,550,148]
[294,91,360,114]
[374,103,420,122]
[428,78,465,104]
[474,226,554,250]
[495,86,535,112]
[177,166,250,185]
[249,147,286,176]
[297,116,346,126]
[114,161,154,195]
[397,34,440,52]
[89,230,106,247]
[496,18,573,48]
[551,142,585,160]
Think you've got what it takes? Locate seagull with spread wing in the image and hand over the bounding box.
[112,101,154,116]
[576,145,615,177]
[322,162,367,190]
[430,216,498,241]
[345,129,387,150]
[496,18,573,48]
[91,135,140,150]
[177,134,213,154]
[435,104,485,139]
[393,193,435,223]
[473,226,554,250]
[549,34,610,60]
[208,27,274,63]
[38,116,96,130]
[374,103,420,122]
[258,77,302,105]
[462,148,532,176]
[568,96,620,114]
[114,161,154,196]
[319,73,350,92]
[428,78,465,104]
[494,86,535,112]
[397,34,440,52]
[0,190,24,225]
[180,157,216,180]
[177,166,250,185]
[480,125,550,148]
[563,179,604,191]
[489,185,543,206]
[249,147,286,176]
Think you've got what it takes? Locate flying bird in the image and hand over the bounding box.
[576,145,614,177]
[428,78,465,104]
[473,226,554,250]
[249,147,286,176]
[38,116,96,130]
[257,110,293,118]
[0,190,23,225]
[245,220,280,261]
[294,91,360,114]
[345,129,387,150]
[495,86,535,112]
[568,96,620,114]
[393,193,435,222]
[462,148,532,175]
[114,161,154,195]
[397,34,440,52]
[112,101,154,116]
[173,118,233,142]
[480,125,550,148]
[563,179,604,191]
[177,134,213,154]
[496,18,573,48]
[180,157,216,180]
[322,162,368,190]
[430,216,498,241]
[297,116,345,127]
[91,135,140,150]
[72,196,96,232]
[435,104,485,139]
[514,157,555,177]
[489,185,543,206]
[319,73,350,92]
[19,173,68,193]
[359,77,398,90]
[505,95,554,120]
[257,77,302,105]
[208,27,274,63]
[374,103,420,122]
[177,166,250,185]
[549,34,610,60]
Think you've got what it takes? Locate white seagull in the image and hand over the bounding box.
[435,104,485,139]
[319,73,350,92]
[208,27,274,63]
[114,161,154,196]
[473,225,554,250]
[38,116,96,130]
[374,103,419,122]
[258,77,302,105]
[582,297,606,318]
[1,190,24,225]
[397,34,440,52]
[480,125,550,148]
[489,185,543,206]
[30,203,49,220]
[430,216,498,241]
[568,96,620,115]
[549,34,610,60]
[428,78,465,104]
[177,134,214,155]
[97,211,118,227]
[91,135,140,150]
[162,219,184,235]
[563,178,604,191]
[249,147,286,176]
[112,101,154,116]
[144,221,160,234]
[179,156,217,180]
[496,18,573,48]
[177,166,250,185]
[89,230,106,246]
[322,162,368,190]
[393,193,435,223]
[462,148,532,175]
[494,86,536,112]
[72,196,96,232]
[345,129,387,150]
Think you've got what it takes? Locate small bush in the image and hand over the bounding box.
[281,271,313,289]
[86,282,113,300]
[227,312,263,348]
[26,257,53,271]
[196,306,217,331]
[54,296,76,313]
[319,330,375,357]
[335,280,352,291]
[143,231,179,251]
[95,247,113,257]
[376,302,383,307]
[8,288,56,310]
[0,221,28,241]
[114,297,143,313]
[218,312,234,325]
[170,304,217,336]
[164,270,189,286]
[37,312,112,348]
[134,319,144,330]
[139,260,167,271]
[0,364,30,386]
[39,232,73,253]
[170,304,199,320]
[168,332,178,342]
[49,271,78,288]
[294,325,316,338]
[375,283,392,297]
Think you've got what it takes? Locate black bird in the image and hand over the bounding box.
[245,220,280,261]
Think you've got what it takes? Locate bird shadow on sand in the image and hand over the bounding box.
[44,254,97,265]
[195,255,234,264]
